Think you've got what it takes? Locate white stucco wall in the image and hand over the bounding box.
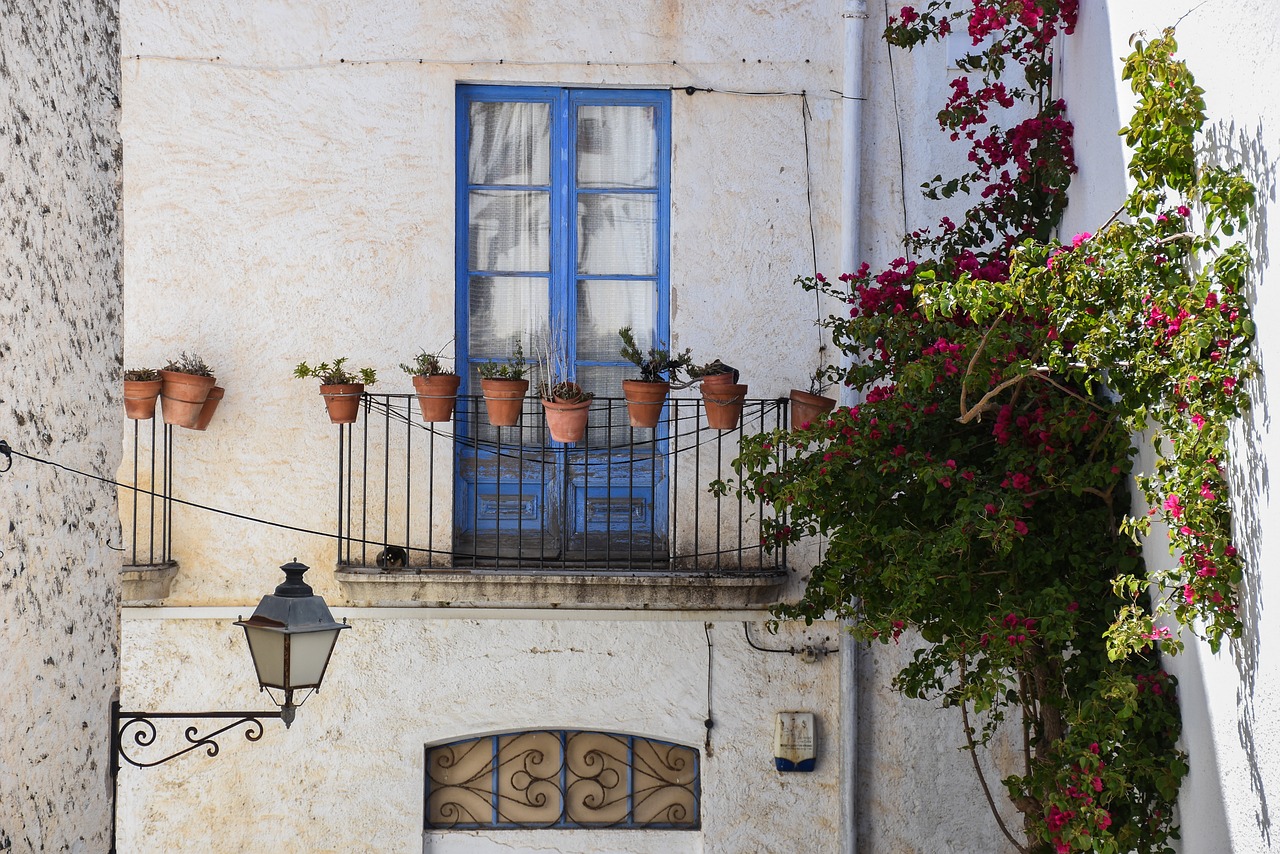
[119,612,842,853]
[0,3,122,850]
[116,1,861,851]
[118,0,848,605]
[1060,2,1280,851]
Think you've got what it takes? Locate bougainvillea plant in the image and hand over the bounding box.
[718,7,1255,853]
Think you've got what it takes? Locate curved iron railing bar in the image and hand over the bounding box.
[361,394,786,461]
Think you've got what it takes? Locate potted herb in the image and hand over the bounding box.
[618,326,692,429]
[689,360,747,430]
[159,353,217,429]
[294,358,377,424]
[537,332,593,443]
[401,345,460,423]
[124,368,163,420]
[477,342,529,427]
[790,367,837,430]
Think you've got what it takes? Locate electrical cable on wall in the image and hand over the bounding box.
[0,439,378,549]
[801,91,829,372]
[123,52,868,102]
[884,0,912,253]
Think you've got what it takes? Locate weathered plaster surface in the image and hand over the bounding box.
[119,615,842,853]
[118,0,847,605]
[0,2,122,850]
[117,0,1064,851]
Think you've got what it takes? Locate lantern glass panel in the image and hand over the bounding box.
[243,625,286,687]
[288,629,340,688]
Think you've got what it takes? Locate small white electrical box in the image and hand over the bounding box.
[774,712,816,772]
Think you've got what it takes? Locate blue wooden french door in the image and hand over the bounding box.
[455,86,671,562]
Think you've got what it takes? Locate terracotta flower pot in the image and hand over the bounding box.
[698,371,738,388]
[789,389,836,430]
[160,370,217,428]
[412,374,461,422]
[622,380,670,429]
[190,386,225,431]
[542,397,592,443]
[480,378,529,427]
[124,379,163,420]
[701,382,748,430]
[320,383,365,424]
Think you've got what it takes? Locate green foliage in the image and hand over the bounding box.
[618,325,693,383]
[477,341,528,380]
[724,17,1256,854]
[401,343,455,377]
[293,357,377,386]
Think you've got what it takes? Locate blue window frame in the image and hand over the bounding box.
[455,86,672,562]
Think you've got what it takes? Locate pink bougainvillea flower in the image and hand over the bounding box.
[1071,231,1092,248]
[1163,494,1183,519]
[1191,413,1206,430]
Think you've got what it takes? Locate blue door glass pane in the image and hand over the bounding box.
[456,86,670,563]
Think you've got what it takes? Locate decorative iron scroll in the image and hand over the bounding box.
[425,730,700,830]
[113,710,279,769]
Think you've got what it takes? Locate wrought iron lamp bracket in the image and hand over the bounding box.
[110,701,284,770]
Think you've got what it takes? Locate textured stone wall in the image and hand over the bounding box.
[0,2,122,851]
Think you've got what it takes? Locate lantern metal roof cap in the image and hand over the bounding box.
[234,561,350,635]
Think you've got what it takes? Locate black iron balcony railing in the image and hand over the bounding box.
[121,419,174,568]
[336,394,787,573]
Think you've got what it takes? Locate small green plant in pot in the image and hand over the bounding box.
[159,353,218,429]
[401,344,459,423]
[294,358,377,424]
[618,325,692,429]
[124,367,164,421]
[477,342,529,427]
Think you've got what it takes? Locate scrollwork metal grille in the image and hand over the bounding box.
[425,730,700,830]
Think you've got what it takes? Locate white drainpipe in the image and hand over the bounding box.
[840,4,868,854]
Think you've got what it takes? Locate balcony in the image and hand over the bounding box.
[333,393,790,609]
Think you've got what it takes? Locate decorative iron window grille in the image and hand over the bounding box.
[425,730,700,830]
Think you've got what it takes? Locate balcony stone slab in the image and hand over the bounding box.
[121,562,179,604]
[335,565,789,610]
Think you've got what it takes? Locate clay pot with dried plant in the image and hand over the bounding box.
[159,353,217,428]
[124,368,163,420]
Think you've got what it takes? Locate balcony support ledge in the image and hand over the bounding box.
[335,565,788,610]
